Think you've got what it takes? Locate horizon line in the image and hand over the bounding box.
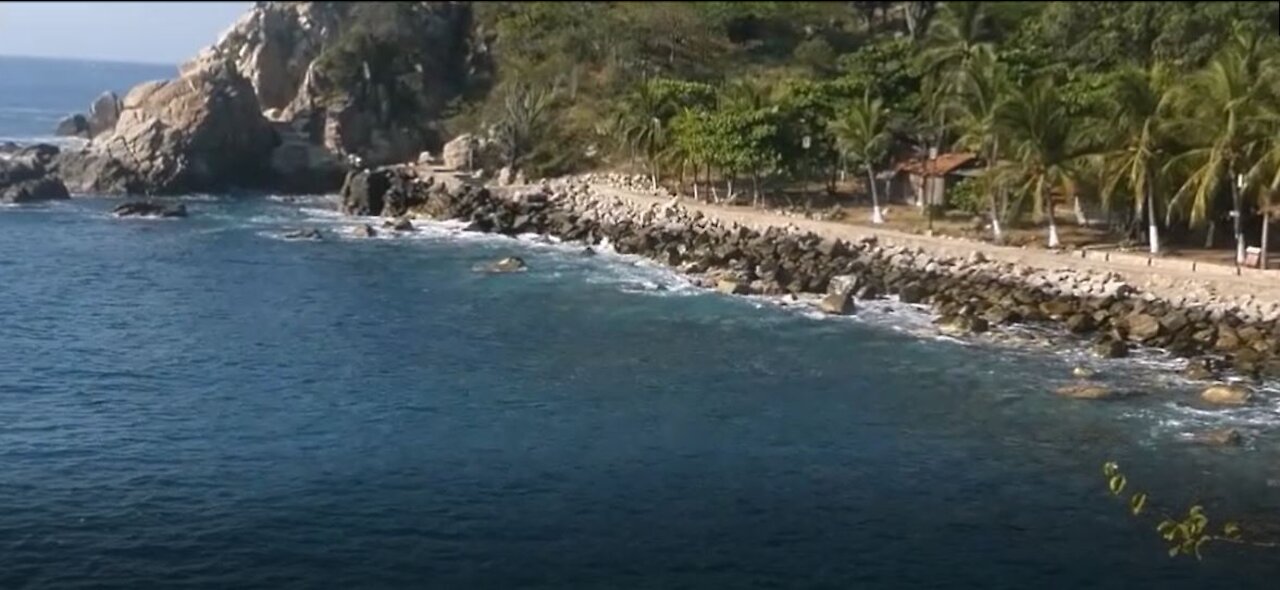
[0,52,180,68]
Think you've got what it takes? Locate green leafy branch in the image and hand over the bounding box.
[1103,461,1278,560]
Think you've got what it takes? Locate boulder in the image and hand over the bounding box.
[1192,428,1244,447]
[580,247,596,257]
[58,61,277,195]
[1125,313,1162,342]
[282,228,322,240]
[1065,313,1094,334]
[819,291,855,315]
[1200,384,1253,406]
[351,224,377,238]
[111,201,188,218]
[898,283,926,304]
[442,134,475,170]
[1183,360,1216,381]
[828,274,860,296]
[87,91,123,136]
[475,256,527,273]
[1215,326,1242,352]
[54,114,89,137]
[717,279,749,295]
[936,315,990,336]
[0,177,70,203]
[855,284,880,300]
[384,217,414,231]
[1092,339,1128,359]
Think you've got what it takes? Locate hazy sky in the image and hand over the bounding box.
[0,2,251,64]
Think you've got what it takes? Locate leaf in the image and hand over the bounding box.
[1223,522,1242,539]
[1194,537,1209,560]
[1168,546,1180,558]
[1104,462,1119,477]
[1109,474,1127,496]
[1157,520,1178,539]
[1130,493,1148,516]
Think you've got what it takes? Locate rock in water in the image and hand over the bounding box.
[1192,428,1244,447]
[112,201,188,218]
[1072,366,1095,379]
[54,114,89,138]
[475,257,527,273]
[351,224,377,238]
[898,283,926,304]
[819,291,855,315]
[580,247,596,257]
[87,91,123,137]
[828,274,860,296]
[0,177,70,203]
[936,315,990,336]
[1055,383,1124,400]
[283,228,322,240]
[384,217,414,232]
[1200,384,1253,406]
[1182,359,1215,381]
[716,279,749,295]
[1091,339,1128,359]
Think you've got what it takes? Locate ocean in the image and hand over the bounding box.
[2,55,1280,589]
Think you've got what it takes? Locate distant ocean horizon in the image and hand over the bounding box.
[0,54,173,142]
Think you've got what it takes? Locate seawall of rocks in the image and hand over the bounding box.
[340,167,1280,384]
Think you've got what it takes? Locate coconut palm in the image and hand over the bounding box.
[1165,25,1272,264]
[947,51,1010,241]
[611,82,670,189]
[996,77,1090,249]
[919,1,995,89]
[1099,63,1177,255]
[831,90,893,224]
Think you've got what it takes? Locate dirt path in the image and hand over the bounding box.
[584,184,1280,308]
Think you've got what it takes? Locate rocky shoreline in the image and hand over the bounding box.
[333,167,1280,395]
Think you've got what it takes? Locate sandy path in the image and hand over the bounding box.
[582,184,1280,308]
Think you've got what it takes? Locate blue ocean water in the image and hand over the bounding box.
[3,56,1280,589]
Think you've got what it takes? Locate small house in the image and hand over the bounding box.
[884,152,982,208]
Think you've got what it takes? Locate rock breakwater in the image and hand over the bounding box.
[343,168,1280,384]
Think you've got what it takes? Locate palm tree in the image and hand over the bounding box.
[831,90,893,224]
[996,78,1090,249]
[947,51,1010,242]
[611,82,670,189]
[1099,63,1176,255]
[920,1,995,89]
[1165,25,1271,265]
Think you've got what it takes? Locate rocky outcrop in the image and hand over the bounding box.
[819,291,855,315]
[340,166,438,217]
[58,61,278,195]
[1200,384,1253,406]
[55,114,89,138]
[112,201,188,218]
[87,92,124,137]
[1,144,70,202]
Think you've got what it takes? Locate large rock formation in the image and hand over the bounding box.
[57,61,278,195]
[0,144,70,202]
[182,1,487,168]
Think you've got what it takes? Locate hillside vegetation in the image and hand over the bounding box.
[445,1,1279,256]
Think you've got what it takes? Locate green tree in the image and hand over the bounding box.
[831,90,893,224]
[947,51,1011,241]
[996,77,1090,248]
[1099,63,1177,255]
[1166,25,1273,263]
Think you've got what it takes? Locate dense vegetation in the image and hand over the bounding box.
[454,1,1280,258]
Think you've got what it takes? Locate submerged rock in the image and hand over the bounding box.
[1200,384,1253,406]
[1092,339,1128,359]
[384,217,414,231]
[1072,366,1095,379]
[475,257,527,274]
[580,247,596,257]
[936,315,989,336]
[1182,359,1216,381]
[0,177,70,203]
[283,228,322,240]
[1055,383,1126,400]
[112,201,188,218]
[1192,428,1244,447]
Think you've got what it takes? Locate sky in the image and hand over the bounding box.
[0,2,251,65]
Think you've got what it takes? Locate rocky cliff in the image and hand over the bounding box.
[53,1,487,195]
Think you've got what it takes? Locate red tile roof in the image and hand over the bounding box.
[893,153,980,176]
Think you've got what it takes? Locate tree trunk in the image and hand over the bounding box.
[751,171,761,207]
[1263,209,1271,270]
[1232,174,1245,266]
[1146,184,1160,255]
[866,165,884,224]
[1045,186,1061,248]
[1073,195,1088,227]
[985,144,1002,243]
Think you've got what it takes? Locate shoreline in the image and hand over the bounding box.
[338,167,1280,393]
